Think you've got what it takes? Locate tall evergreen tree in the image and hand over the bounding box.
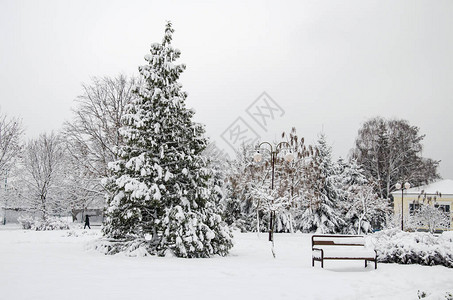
[300,134,344,233]
[102,22,232,257]
[336,158,387,234]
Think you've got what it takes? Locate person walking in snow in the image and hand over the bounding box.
[84,215,91,229]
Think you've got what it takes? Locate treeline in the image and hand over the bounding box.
[0,74,440,232]
[0,75,140,222]
[219,121,440,234]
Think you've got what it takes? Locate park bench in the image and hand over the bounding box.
[311,235,377,269]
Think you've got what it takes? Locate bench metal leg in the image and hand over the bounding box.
[375,260,377,269]
[321,259,323,268]
[365,260,367,268]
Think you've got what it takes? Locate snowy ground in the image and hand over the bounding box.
[1,225,452,300]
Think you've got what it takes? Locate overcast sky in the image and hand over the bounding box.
[1,0,452,179]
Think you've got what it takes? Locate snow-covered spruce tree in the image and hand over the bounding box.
[300,134,344,233]
[336,158,388,234]
[102,22,233,257]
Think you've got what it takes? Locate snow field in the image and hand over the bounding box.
[1,227,452,300]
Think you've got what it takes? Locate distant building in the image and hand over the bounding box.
[392,179,453,231]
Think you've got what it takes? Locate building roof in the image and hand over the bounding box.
[392,179,453,196]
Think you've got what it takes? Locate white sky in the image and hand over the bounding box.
[1,0,452,179]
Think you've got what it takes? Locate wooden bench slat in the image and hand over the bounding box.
[313,241,364,246]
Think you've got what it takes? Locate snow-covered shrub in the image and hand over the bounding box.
[417,290,453,299]
[17,215,34,229]
[369,229,453,268]
[18,215,70,231]
[418,290,428,299]
[406,205,450,234]
[94,239,150,257]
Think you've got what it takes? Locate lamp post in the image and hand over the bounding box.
[253,141,294,242]
[395,181,411,231]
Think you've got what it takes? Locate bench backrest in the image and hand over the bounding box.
[312,235,365,247]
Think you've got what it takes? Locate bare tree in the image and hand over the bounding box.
[352,117,440,200]
[61,74,140,218]
[223,143,272,233]
[405,191,450,233]
[55,151,104,222]
[18,132,65,220]
[0,111,23,223]
[63,74,140,188]
[408,205,449,233]
[0,111,23,172]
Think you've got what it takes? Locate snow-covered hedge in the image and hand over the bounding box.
[368,229,453,268]
[18,215,70,231]
[417,290,453,299]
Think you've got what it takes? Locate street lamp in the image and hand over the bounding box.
[254,141,294,242]
[395,181,411,231]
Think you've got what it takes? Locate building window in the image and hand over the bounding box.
[434,204,450,213]
[409,203,421,215]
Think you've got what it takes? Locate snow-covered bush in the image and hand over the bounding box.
[369,229,453,268]
[417,290,453,299]
[406,205,450,234]
[94,239,150,257]
[18,215,70,231]
[33,218,70,231]
[17,215,34,229]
